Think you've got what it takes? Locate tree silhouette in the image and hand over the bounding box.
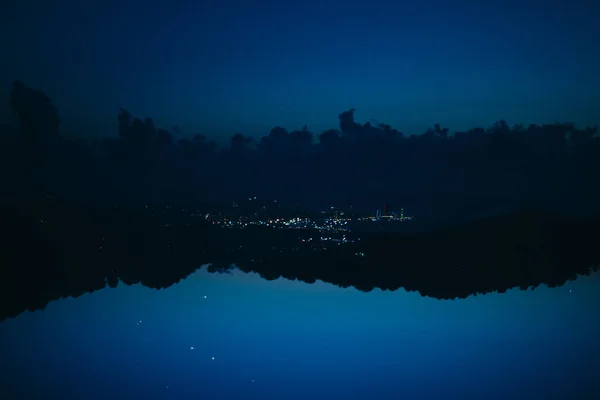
[117,108,132,138]
[2,81,600,217]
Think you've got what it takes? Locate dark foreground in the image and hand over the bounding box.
[1,197,599,323]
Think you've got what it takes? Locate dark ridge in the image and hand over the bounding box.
[2,81,600,322]
[1,197,598,323]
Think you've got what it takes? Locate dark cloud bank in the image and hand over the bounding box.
[1,81,599,322]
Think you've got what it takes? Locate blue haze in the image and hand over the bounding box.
[2,0,599,142]
[1,268,599,399]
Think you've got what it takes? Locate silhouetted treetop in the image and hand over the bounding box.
[10,80,60,142]
[2,81,599,215]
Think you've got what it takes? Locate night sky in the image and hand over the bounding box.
[1,268,599,399]
[1,0,599,143]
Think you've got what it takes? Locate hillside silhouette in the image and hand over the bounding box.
[1,81,599,322]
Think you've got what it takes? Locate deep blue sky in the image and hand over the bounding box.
[2,0,599,143]
[1,268,599,398]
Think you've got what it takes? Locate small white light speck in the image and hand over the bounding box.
[190,346,194,350]
[211,356,215,360]
[204,295,207,299]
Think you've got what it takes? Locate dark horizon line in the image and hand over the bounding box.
[5,80,600,148]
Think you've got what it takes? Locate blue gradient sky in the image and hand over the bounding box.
[1,267,599,399]
[1,0,599,143]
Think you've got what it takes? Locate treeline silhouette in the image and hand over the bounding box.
[1,81,599,322]
[2,81,599,218]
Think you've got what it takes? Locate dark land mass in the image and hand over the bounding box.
[2,80,600,322]
[1,196,599,323]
